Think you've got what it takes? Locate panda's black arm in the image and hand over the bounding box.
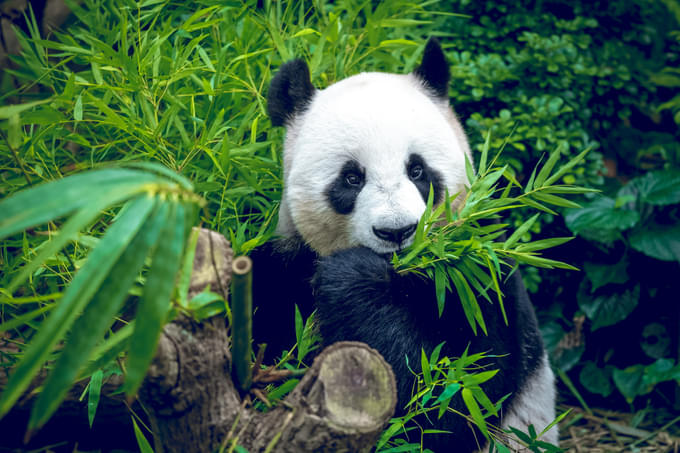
[249,239,318,363]
[312,246,489,451]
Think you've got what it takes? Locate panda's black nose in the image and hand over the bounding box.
[373,224,417,244]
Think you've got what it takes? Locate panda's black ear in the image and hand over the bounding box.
[413,38,449,99]
[267,59,316,127]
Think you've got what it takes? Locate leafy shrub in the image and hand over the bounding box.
[434,0,680,407]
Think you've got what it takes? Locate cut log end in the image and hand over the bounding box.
[317,342,397,431]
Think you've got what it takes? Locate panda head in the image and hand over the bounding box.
[268,38,472,256]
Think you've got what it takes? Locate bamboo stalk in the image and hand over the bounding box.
[231,255,253,393]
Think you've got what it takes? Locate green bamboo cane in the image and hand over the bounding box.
[231,255,253,393]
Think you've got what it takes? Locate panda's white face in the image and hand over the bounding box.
[276,72,471,256]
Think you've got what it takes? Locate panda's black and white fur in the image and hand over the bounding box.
[252,39,557,452]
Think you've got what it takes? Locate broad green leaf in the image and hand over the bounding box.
[87,370,103,428]
[625,170,680,206]
[564,196,639,235]
[267,378,300,402]
[125,202,186,397]
[0,196,155,418]
[629,224,680,262]
[578,285,640,331]
[578,361,613,397]
[612,365,645,402]
[176,227,200,307]
[28,198,166,429]
[583,259,629,292]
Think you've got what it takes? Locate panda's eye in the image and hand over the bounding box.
[409,165,424,180]
[345,172,362,186]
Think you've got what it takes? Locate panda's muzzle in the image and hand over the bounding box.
[372,224,417,245]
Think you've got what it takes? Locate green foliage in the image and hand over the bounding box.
[432,0,680,411]
[393,136,591,333]
[376,345,566,452]
[1,0,678,445]
[0,164,199,430]
[0,0,453,435]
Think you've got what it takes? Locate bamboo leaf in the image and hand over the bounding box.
[79,322,134,380]
[543,148,591,187]
[124,201,185,397]
[462,387,488,437]
[421,348,432,387]
[0,169,165,240]
[515,237,573,253]
[0,195,156,418]
[87,370,103,428]
[478,132,490,175]
[449,267,485,335]
[132,417,154,453]
[533,150,561,188]
[28,197,167,430]
[532,191,582,209]
[8,187,152,293]
[504,213,540,249]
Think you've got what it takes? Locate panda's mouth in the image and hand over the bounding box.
[367,237,414,256]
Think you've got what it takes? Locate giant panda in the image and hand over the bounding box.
[250,38,558,452]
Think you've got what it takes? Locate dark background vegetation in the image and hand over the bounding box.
[1,0,679,450]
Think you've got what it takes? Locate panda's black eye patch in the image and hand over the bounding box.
[409,164,424,181]
[345,172,362,186]
[406,153,443,205]
[326,160,365,215]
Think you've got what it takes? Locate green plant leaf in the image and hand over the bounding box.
[612,365,645,402]
[124,201,186,397]
[564,196,639,236]
[578,361,613,397]
[629,224,680,262]
[626,170,680,206]
[28,197,167,430]
[0,169,166,241]
[578,285,640,331]
[583,259,629,293]
[87,370,103,428]
[462,387,488,437]
[0,195,156,418]
[132,417,154,453]
[7,187,154,293]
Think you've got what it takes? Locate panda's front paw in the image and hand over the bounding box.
[312,246,395,308]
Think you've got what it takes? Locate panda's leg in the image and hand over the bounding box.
[478,354,558,452]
